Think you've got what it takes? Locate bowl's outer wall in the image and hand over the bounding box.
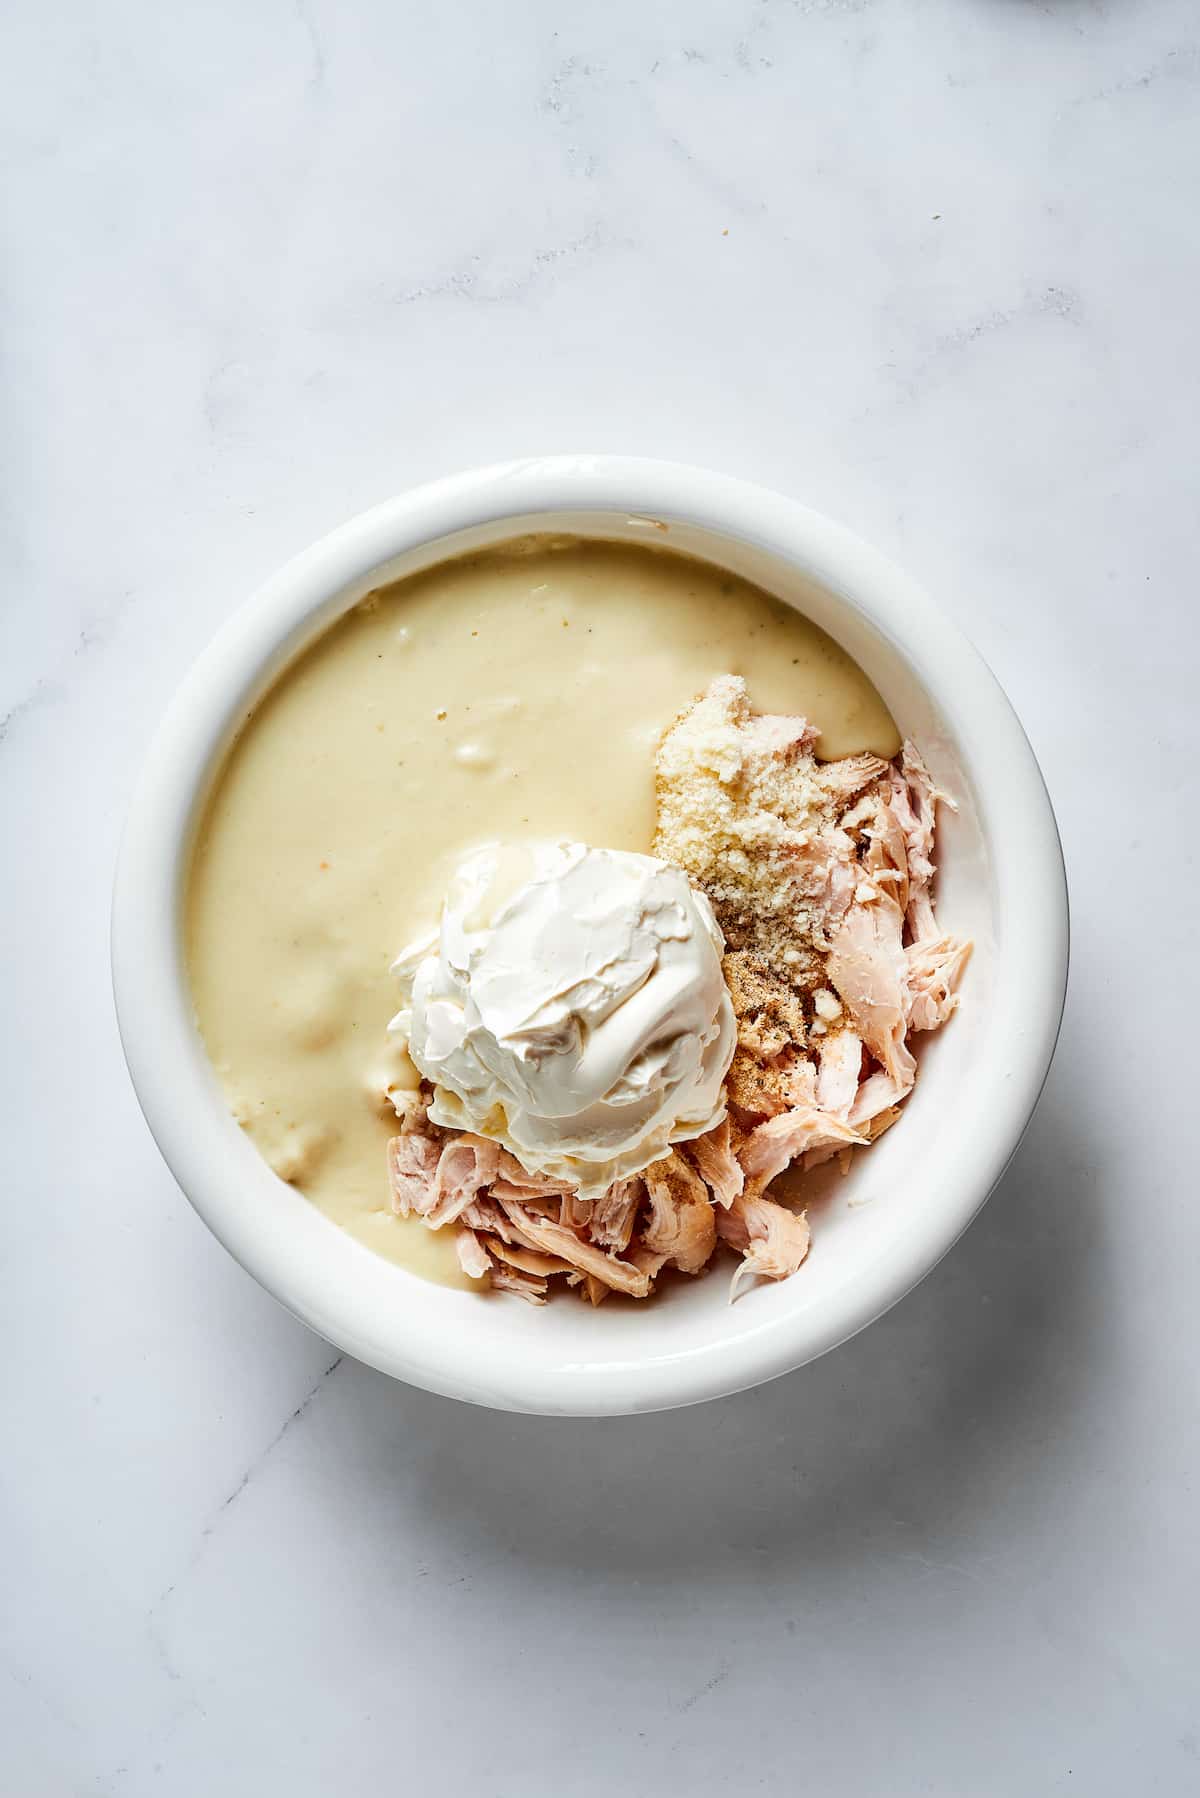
[112,457,1068,1415]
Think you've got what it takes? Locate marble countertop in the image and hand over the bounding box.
[4,2,1198,1792]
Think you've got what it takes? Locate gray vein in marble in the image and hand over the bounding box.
[678,1658,732,1713]
[538,56,608,178]
[129,1355,347,1757]
[785,0,876,14]
[660,131,769,222]
[752,0,877,33]
[541,54,595,119]
[648,9,773,81]
[1076,41,1199,103]
[3,1655,85,1741]
[209,1352,342,1529]
[1,598,134,753]
[0,679,61,749]
[864,285,1084,418]
[152,1352,344,1623]
[395,224,611,307]
[200,1352,344,1536]
[935,285,1081,356]
[893,1550,988,1586]
[293,0,326,93]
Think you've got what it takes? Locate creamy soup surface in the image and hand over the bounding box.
[186,537,900,1285]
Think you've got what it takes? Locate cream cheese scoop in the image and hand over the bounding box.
[388,841,736,1196]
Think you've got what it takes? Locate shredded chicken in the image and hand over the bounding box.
[589,1177,643,1251]
[653,676,970,1295]
[826,899,915,1090]
[424,1136,503,1229]
[717,1188,812,1302]
[387,1133,441,1219]
[488,1263,549,1305]
[641,1154,717,1274]
[906,935,972,1033]
[739,1104,866,1196]
[384,676,969,1304]
[487,1239,576,1279]
[685,1117,743,1208]
[497,1200,654,1298]
[816,1029,864,1115]
[455,1226,491,1281]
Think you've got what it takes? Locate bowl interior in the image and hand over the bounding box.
[151,502,1003,1413]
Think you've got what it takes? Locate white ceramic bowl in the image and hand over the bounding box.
[113,456,1068,1415]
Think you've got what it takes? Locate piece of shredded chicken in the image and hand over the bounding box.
[385,675,969,1304]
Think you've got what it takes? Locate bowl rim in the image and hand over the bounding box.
[112,455,1069,1414]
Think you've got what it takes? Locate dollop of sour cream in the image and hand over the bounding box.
[388,841,736,1196]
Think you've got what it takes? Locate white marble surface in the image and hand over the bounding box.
[3,1,1198,1791]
